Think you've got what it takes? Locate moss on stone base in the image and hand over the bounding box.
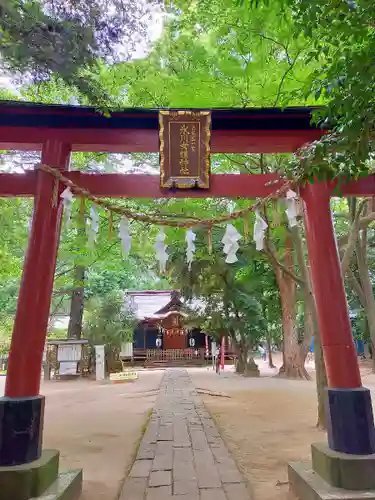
[0,450,59,500]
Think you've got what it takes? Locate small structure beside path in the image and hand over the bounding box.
[120,369,251,500]
[44,338,90,380]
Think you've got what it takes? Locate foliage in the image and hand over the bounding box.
[0,339,10,357]
[243,0,375,183]
[0,0,162,104]
[83,290,136,348]
[110,0,317,109]
[253,259,283,346]
[292,0,375,172]
[0,198,32,338]
[331,196,375,361]
[167,227,275,372]
[0,179,171,346]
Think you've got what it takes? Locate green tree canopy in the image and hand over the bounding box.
[0,0,162,104]
[83,290,136,348]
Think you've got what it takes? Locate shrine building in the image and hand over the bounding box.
[124,290,216,365]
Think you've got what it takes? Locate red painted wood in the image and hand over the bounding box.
[0,172,283,198]
[5,141,71,398]
[70,172,284,198]
[0,172,36,196]
[163,333,185,350]
[2,170,375,200]
[301,182,361,389]
[337,176,375,197]
[0,127,323,153]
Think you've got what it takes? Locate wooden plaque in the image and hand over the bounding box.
[159,110,211,189]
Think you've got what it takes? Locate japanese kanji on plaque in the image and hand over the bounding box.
[159,110,211,189]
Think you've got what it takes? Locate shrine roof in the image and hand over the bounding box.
[154,291,186,315]
[126,290,178,320]
[125,290,201,321]
[0,100,324,131]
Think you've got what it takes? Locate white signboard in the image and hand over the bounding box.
[120,342,133,358]
[95,345,106,381]
[211,341,217,369]
[59,361,78,376]
[57,344,82,362]
[110,371,138,382]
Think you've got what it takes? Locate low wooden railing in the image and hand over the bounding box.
[131,347,237,364]
[146,348,205,361]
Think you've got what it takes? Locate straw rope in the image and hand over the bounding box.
[39,163,293,229]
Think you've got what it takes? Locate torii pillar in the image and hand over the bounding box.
[0,141,82,500]
[289,181,375,498]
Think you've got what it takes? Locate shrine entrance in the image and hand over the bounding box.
[0,101,374,500]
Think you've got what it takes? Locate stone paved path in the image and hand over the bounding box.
[119,369,251,500]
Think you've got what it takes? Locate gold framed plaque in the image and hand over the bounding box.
[159,110,211,189]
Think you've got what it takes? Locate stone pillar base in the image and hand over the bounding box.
[289,443,375,500]
[0,450,82,500]
[326,387,375,454]
[0,396,45,466]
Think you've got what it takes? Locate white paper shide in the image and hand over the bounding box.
[154,228,169,272]
[87,203,99,246]
[285,189,298,227]
[118,217,132,257]
[185,229,196,270]
[222,224,241,263]
[60,187,74,229]
[253,209,268,251]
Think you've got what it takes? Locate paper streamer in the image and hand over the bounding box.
[60,187,74,229]
[87,203,99,246]
[285,189,298,227]
[154,228,169,273]
[253,209,268,251]
[186,229,196,270]
[222,224,242,263]
[118,217,132,257]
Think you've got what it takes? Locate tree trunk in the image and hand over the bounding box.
[67,265,85,339]
[235,350,246,374]
[279,340,286,373]
[266,338,276,368]
[346,266,375,369]
[357,246,375,372]
[231,333,259,376]
[366,309,375,372]
[239,333,259,377]
[275,238,309,379]
[294,218,328,429]
[244,355,260,377]
[314,325,328,429]
[230,334,245,374]
[350,205,375,371]
[343,199,375,371]
[302,288,328,429]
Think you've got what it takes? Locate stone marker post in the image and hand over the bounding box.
[95,345,106,381]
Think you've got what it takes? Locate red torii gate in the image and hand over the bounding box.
[0,101,374,485]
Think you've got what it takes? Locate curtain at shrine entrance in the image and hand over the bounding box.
[163,332,186,350]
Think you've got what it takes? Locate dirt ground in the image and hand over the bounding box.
[188,356,375,500]
[0,371,164,500]
[2,358,375,500]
